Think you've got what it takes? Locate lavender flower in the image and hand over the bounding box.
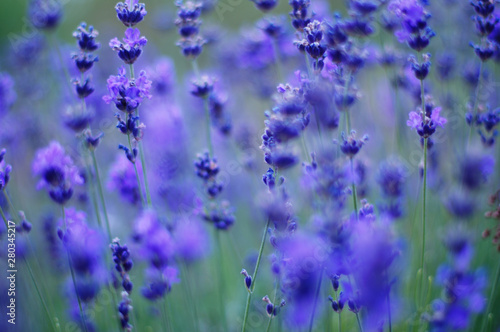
[176,1,205,58]
[0,73,16,115]
[107,154,142,205]
[58,208,104,275]
[110,28,148,65]
[0,149,12,191]
[406,99,446,138]
[425,231,487,330]
[103,67,152,113]
[32,141,84,205]
[340,131,369,158]
[115,0,147,27]
[111,238,134,292]
[141,266,179,301]
[28,0,62,30]
[457,153,495,191]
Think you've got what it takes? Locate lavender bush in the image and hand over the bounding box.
[0,0,499,331]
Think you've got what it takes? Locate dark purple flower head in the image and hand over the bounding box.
[58,208,104,275]
[389,0,435,51]
[258,16,286,38]
[63,104,94,133]
[203,200,235,230]
[194,151,223,198]
[407,99,446,138]
[470,41,496,62]
[103,67,152,113]
[0,149,12,191]
[289,0,312,31]
[73,78,94,99]
[134,210,175,269]
[351,0,379,15]
[377,160,407,198]
[340,131,369,158]
[73,23,100,52]
[177,36,206,58]
[457,153,495,191]
[409,53,431,80]
[251,0,279,12]
[115,0,147,27]
[108,154,142,205]
[471,0,496,18]
[445,191,476,219]
[176,1,202,20]
[0,72,17,115]
[32,142,83,204]
[29,0,62,30]
[141,266,179,301]
[110,28,148,64]
[191,76,214,98]
[72,53,99,73]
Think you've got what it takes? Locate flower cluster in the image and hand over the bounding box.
[425,231,486,330]
[467,106,500,147]
[470,0,499,62]
[32,142,84,205]
[407,97,447,139]
[0,148,12,191]
[71,23,100,100]
[115,0,147,27]
[176,1,205,58]
[377,160,407,220]
[110,238,134,330]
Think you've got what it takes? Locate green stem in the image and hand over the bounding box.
[355,313,364,332]
[203,97,214,158]
[242,218,271,332]
[180,262,200,332]
[90,150,112,242]
[215,231,228,332]
[350,158,359,221]
[126,113,146,207]
[128,63,152,207]
[481,260,500,332]
[308,267,324,332]
[62,206,89,332]
[271,37,284,83]
[85,157,103,229]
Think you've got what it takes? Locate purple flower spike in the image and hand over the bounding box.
[32,142,83,205]
[110,28,148,64]
[115,0,147,27]
[103,67,152,113]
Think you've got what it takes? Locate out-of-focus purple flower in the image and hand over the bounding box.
[340,131,369,158]
[281,233,323,328]
[134,210,175,268]
[32,142,83,205]
[103,67,152,113]
[377,160,406,198]
[0,73,16,115]
[426,231,486,330]
[407,100,446,138]
[389,0,435,51]
[0,149,12,191]
[176,1,205,58]
[289,0,312,32]
[115,0,147,27]
[203,201,236,230]
[110,28,148,65]
[457,153,495,191]
[107,154,142,205]
[147,58,175,96]
[445,191,476,220]
[251,0,278,12]
[58,208,104,275]
[350,221,399,330]
[173,220,209,263]
[141,266,180,301]
[28,0,62,30]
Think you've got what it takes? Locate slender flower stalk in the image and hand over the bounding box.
[241,218,270,332]
[419,75,428,307]
[308,267,324,332]
[481,260,500,331]
[61,206,89,332]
